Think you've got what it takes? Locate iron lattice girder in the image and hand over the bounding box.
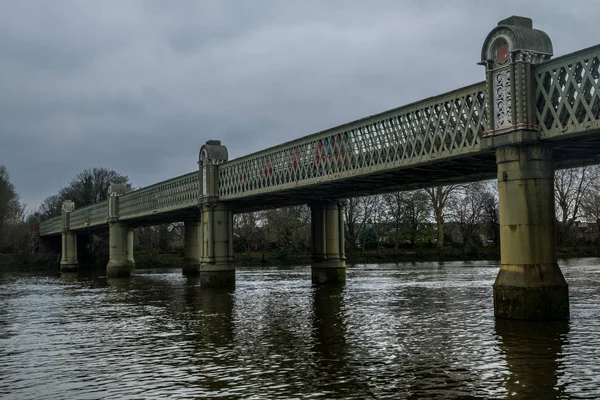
[118,172,199,221]
[219,82,489,200]
[535,44,600,138]
[39,45,600,236]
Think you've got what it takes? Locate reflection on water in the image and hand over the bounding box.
[1,260,600,399]
[496,320,569,399]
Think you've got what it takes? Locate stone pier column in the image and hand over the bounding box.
[494,145,568,320]
[107,222,134,277]
[183,219,202,276]
[479,16,568,319]
[60,231,78,272]
[199,203,235,287]
[106,183,134,277]
[60,200,78,273]
[197,140,233,287]
[310,201,346,284]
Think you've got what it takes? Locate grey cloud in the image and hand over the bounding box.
[0,0,598,209]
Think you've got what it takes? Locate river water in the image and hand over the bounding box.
[1,259,599,399]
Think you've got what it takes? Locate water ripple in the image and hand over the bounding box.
[0,260,599,399]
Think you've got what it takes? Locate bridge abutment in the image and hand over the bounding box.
[106,184,135,277]
[310,201,346,284]
[494,145,569,320]
[60,200,78,273]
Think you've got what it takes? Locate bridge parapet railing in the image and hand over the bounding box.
[219,81,489,199]
[69,202,108,229]
[39,217,61,236]
[119,171,199,220]
[535,44,600,138]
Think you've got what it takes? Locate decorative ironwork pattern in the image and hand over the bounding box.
[118,172,198,220]
[493,67,512,128]
[535,44,600,138]
[39,173,198,234]
[219,82,489,199]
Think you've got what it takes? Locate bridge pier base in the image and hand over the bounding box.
[199,203,235,288]
[183,219,202,276]
[494,145,569,320]
[60,231,78,272]
[107,222,135,277]
[310,201,346,284]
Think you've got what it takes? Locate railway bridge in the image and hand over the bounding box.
[39,17,600,320]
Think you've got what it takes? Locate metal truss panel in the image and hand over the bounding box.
[219,82,489,200]
[535,44,600,139]
[118,171,199,221]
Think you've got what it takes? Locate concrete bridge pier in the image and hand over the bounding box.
[480,16,569,320]
[183,219,202,276]
[107,221,135,277]
[60,200,78,272]
[106,183,135,277]
[60,230,78,272]
[494,145,569,320]
[199,203,235,287]
[310,201,346,284]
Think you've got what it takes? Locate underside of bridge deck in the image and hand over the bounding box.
[224,151,498,213]
[551,130,600,169]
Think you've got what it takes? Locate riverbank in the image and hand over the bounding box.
[0,253,59,273]
[2,244,599,272]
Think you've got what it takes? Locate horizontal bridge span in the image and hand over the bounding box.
[219,81,489,203]
[39,172,200,236]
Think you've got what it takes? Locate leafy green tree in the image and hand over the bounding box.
[39,168,132,219]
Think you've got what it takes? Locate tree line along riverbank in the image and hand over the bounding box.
[2,244,599,273]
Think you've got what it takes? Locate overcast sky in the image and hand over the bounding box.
[1,0,598,210]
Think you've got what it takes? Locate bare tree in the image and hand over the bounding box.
[364,195,385,255]
[344,196,375,252]
[263,206,310,251]
[425,185,459,248]
[581,168,600,243]
[234,211,264,254]
[383,190,430,251]
[554,166,597,245]
[481,183,500,246]
[447,183,489,246]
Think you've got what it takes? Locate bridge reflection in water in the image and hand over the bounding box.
[496,320,569,399]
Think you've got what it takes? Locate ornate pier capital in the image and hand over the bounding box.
[480,16,553,144]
